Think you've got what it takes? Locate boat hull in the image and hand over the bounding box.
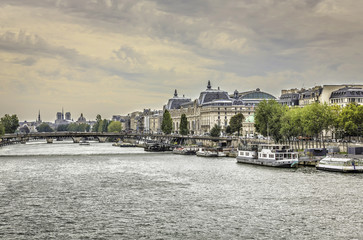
[316,165,363,173]
[196,152,218,157]
[236,156,297,168]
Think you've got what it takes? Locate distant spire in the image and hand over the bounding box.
[174,89,178,97]
[207,80,211,90]
[38,110,42,122]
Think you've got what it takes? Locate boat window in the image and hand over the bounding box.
[246,152,249,156]
[263,154,267,158]
[269,154,274,158]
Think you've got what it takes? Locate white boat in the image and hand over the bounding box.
[316,155,363,173]
[196,148,218,157]
[236,145,299,168]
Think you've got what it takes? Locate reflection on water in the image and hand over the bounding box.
[0,142,363,239]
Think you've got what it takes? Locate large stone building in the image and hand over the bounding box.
[329,86,363,107]
[166,81,273,135]
[279,84,363,107]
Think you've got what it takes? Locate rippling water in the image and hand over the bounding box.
[1,141,363,239]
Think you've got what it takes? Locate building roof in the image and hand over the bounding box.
[198,81,233,106]
[165,89,192,110]
[330,87,363,99]
[237,88,276,100]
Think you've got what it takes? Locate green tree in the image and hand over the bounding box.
[210,124,221,137]
[301,103,333,144]
[225,125,232,135]
[0,123,4,136]
[339,103,363,137]
[78,123,90,132]
[1,114,19,134]
[179,114,189,135]
[92,114,102,132]
[161,110,173,134]
[108,121,122,133]
[280,107,304,148]
[229,113,244,136]
[57,124,68,132]
[255,100,284,142]
[67,123,79,132]
[36,123,54,132]
[329,105,342,139]
[98,119,110,132]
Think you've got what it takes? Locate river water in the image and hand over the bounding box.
[0,141,362,239]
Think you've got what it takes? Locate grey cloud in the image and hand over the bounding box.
[0,31,77,59]
[2,0,363,88]
[12,57,37,66]
[0,30,146,82]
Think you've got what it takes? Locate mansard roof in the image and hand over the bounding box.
[165,89,192,110]
[198,81,232,106]
[330,87,363,99]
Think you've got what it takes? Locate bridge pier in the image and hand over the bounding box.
[72,137,81,143]
[97,137,107,143]
[46,138,53,144]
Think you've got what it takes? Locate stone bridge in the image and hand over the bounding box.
[0,132,256,147]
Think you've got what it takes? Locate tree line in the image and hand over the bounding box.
[255,100,363,146]
[0,114,122,135]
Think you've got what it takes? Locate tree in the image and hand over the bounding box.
[179,114,189,135]
[329,105,342,139]
[210,124,221,137]
[339,103,363,137]
[161,110,173,134]
[229,113,244,136]
[67,123,79,132]
[36,123,54,132]
[98,119,110,132]
[1,114,19,134]
[78,123,90,132]
[92,114,102,132]
[280,107,304,148]
[57,124,68,132]
[254,100,285,143]
[108,121,122,133]
[0,123,4,136]
[225,125,232,135]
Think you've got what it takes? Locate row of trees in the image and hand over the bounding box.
[35,115,122,133]
[255,100,363,144]
[91,114,122,133]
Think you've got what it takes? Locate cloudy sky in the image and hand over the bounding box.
[1,0,362,121]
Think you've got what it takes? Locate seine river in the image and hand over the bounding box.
[1,141,363,239]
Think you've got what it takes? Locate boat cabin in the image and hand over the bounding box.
[259,146,298,161]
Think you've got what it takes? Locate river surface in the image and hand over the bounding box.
[0,141,363,239]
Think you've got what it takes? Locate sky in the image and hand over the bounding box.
[1,0,363,122]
